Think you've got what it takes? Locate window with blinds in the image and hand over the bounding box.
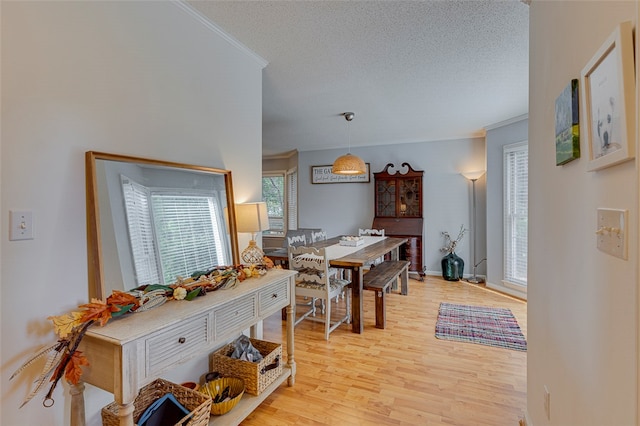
[286,168,298,230]
[263,174,285,234]
[122,176,161,286]
[122,176,227,286]
[262,167,297,235]
[503,142,528,287]
[151,192,225,284]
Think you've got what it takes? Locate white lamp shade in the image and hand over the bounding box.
[235,202,270,233]
[461,170,486,181]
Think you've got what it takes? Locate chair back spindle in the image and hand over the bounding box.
[358,228,385,237]
[310,230,328,243]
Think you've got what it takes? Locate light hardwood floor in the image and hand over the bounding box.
[242,275,527,425]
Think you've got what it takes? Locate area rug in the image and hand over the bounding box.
[435,303,527,351]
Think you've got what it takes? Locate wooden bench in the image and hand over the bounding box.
[362,260,410,329]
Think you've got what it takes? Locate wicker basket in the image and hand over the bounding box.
[101,378,212,426]
[212,338,282,396]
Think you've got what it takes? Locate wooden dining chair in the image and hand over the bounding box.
[358,228,385,237]
[288,245,351,340]
[310,229,345,301]
[285,229,325,310]
[285,230,307,248]
[303,228,345,306]
[310,230,328,243]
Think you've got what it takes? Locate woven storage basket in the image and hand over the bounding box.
[101,378,212,426]
[212,338,282,396]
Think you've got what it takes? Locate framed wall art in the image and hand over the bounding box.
[555,79,580,165]
[580,20,635,172]
[311,164,370,184]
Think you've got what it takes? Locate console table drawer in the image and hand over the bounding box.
[258,279,290,315]
[215,296,257,339]
[145,314,210,377]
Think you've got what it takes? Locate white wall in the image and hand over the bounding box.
[486,117,528,299]
[297,137,487,277]
[528,2,638,425]
[1,2,264,425]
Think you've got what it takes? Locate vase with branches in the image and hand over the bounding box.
[440,225,467,280]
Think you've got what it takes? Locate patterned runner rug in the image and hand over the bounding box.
[435,303,527,351]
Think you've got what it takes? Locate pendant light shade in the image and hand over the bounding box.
[332,112,366,175]
[332,153,367,175]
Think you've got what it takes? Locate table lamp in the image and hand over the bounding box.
[236,202,270,264]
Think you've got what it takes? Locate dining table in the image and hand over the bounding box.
[264,235,408,333]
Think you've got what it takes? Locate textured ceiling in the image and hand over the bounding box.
[188,1,530,156]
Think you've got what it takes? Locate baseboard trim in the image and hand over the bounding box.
[423,271,487,282]
[524,410,533,426]
[423,272,527,302]
[486,281,527,301]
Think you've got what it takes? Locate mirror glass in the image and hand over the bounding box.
[86,152,239,299]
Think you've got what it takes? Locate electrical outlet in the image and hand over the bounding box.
[544,385,550,421]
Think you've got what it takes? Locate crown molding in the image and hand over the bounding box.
[484,114,528,131]
[172,1,268,69]
[263,150,298,160]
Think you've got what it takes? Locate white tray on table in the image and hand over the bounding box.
[339,237,365,247]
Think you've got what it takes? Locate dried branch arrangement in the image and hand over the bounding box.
[440,225,467,254]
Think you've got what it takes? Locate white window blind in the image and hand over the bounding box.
[262,174,285,233]
[287,168,298,230]
[121,176,161,286]
[262,168,297,235]
[122,173,227,286]
[151,192,225,284]
[503,142,528,287]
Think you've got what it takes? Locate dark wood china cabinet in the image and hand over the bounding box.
[372,163,425,279]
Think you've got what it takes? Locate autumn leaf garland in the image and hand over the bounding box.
[12,260,279,408]
[49,292,137,337]
[11,291,140,408]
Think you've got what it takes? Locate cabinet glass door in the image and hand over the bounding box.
[376,180,396,216]
[399,178,421,217]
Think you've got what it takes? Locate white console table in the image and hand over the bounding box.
[73,269,297,426]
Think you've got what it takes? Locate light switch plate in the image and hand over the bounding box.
[9,210,34,241]
[596,208,627,259]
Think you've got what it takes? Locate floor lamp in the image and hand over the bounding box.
[462,171,486,284]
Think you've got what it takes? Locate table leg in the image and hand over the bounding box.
[401,266,409,295]
[286,302,296,385]
[70,381,85,426]
[390,247,399,261]
[350,266,364,334]
[116,402,135,426]
[250,320,264,340]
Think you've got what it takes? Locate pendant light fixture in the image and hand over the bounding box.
[332,112,366,175]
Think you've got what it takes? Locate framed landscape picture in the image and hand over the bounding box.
[581,21,636,171]
[555,79,580,165]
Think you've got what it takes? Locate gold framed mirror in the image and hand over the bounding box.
[86,151,239,300]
